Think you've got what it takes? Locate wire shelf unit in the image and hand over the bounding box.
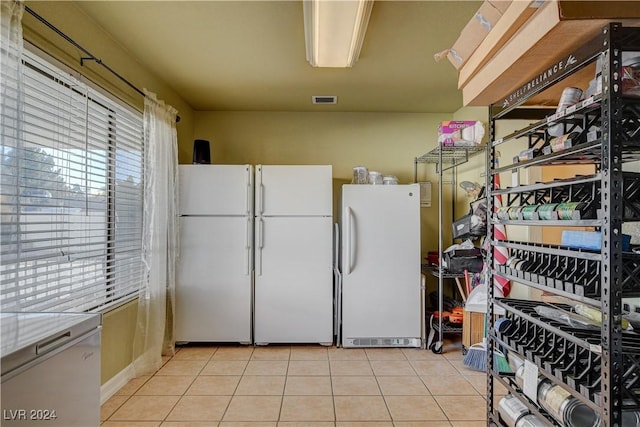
[415,145,485,354]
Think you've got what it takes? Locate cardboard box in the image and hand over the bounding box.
[462,310,485,350]
[438,120,485,146]
[443,1,511,70]
[457,0,538,89]
[459,0,640,106]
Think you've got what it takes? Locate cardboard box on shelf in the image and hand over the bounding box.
[438,120,485,146]
[459,0,640,107]
[457,0,538,89]
[438,0,511,70]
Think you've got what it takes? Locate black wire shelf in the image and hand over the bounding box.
[495,298,640,408]
[493,244,640,299]
[491,172,640,222]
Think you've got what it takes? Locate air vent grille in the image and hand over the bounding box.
[344,337,421,348]
[312,95,337,104]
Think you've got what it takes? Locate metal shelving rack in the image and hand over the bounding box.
[422,264,464,350]
[486,23,640,427]
[414,145,484,353]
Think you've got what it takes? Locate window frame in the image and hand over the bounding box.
[0,42,145,314]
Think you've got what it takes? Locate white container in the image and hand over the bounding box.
[498,394,529,427]
[368,171,383,185]
[558,87,582,110]
[352,166,369,184]
[549,87,584,137]
[383,175,398,185]
[537,380,600,427]
[516,414,547,427]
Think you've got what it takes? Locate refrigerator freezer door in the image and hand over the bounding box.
[255,165,332,216]
[179,164,253,216]
[341,184,421,346]
[254,216,333,344]
[176,216,253,342]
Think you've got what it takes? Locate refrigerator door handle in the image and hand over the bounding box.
[259,184,265,214]
[346,206,355,274]
[245,217,252,275]
[257,217,264,275]
[255,166,264,215]
[246,182,252,215]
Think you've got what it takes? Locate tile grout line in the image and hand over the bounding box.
[226,345,246,398]
[103,364,158,423]
[370,357,393,424]
[275,347,291,423]
[162,346,217,423]
[218,344,255,423]
[168,345,242,424]
[209,345,238,426]
[328,350,337,424]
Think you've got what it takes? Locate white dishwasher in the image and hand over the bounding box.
[1,312,101,426]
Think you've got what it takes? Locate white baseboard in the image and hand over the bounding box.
[100,363,135,404]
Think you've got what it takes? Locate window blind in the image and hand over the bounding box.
[0,48,144,313]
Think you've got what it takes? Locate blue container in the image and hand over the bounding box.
[561,230,631,251]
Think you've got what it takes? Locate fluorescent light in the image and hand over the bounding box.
[303,0,374,68]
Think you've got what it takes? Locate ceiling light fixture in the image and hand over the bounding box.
[303,0,374,68]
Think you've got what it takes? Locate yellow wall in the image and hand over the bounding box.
[194,111,454,256]
[22,1,195,385]
[101,299,138,384]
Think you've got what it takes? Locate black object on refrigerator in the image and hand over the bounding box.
[193,139,211,164]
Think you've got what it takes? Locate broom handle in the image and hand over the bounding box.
[464,269,472,295]
[454,277,467,302]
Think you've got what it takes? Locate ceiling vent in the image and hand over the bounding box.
[312,95,337,105]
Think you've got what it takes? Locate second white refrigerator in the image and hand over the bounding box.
[253,165,334,345]
[341,184,422,348]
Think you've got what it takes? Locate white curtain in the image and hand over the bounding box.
[133,90,178,376]
[1,0,24,163]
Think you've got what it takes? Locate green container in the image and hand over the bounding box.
[521,205,539,220]
[508,206,523,220]
[537,203,558,220]
[497,206,511,220]
[556,202,585,220]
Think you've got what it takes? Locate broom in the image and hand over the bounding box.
[463,340,510,372]
[462,314,511,373]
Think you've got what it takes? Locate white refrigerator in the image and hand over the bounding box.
[253,165,334,345]
[341,184,422,348]
[176,164,253,343]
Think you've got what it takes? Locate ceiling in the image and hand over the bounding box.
[73,1,482,113]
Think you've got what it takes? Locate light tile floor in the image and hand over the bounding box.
[101,339,500,427]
